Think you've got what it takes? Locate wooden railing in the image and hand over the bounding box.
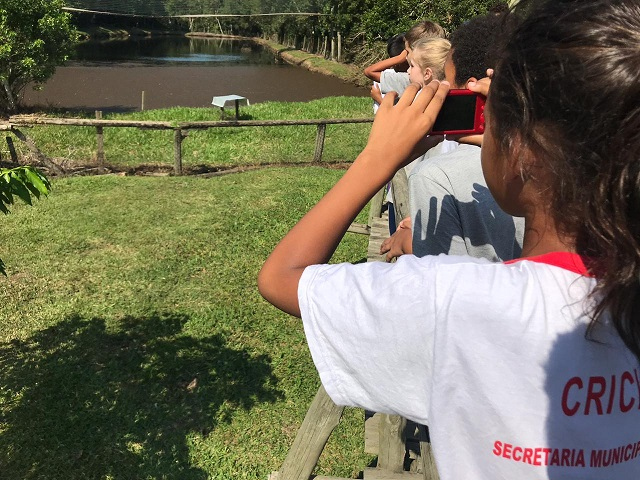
[5,114,374,175]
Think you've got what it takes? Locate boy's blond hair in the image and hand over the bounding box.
[410,37,451,81]
[404,20,446,47]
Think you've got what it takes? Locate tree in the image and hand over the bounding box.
[0,166,51,275]
[0,0,77,113]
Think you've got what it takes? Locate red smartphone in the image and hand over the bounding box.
[431,89,486,135]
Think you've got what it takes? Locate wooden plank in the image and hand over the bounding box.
[95,111,105,169]
[347,222,370,236]
[390,169,409,230]
[364,411,380,454]
[364,468,422,479]
[8,117,373,130]
[367,214,389,263]
[276,385,344,480]
[9,116,174,129]
[269,472,351,480]
[11,127,65,175]
[369,188,385,224]
[377,414,406,472]
[174,128,185,175]
[6,136,18,163]
[313,123,326,163]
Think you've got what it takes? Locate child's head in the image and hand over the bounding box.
[485,0,640,356]
[407,37,451,86]
[386,33,406,58]
[445,12,507,88]
[404,20,446,53]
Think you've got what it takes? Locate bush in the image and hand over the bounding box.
[0,0,77,113]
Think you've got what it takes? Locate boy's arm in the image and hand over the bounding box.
[258,81,450,317]
[371,83,383,105]
[363,50,409,82]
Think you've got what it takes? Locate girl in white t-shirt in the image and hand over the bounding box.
[259,1,640,479]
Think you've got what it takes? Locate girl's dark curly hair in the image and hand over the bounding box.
[490,0,640,359]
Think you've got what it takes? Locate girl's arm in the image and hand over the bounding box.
[364,50,409,82]
[258,81,450,317]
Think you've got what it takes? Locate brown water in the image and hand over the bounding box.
[22,37,368,112]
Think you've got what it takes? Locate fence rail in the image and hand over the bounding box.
[5,115,374,175]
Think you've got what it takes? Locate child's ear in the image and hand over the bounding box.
[424,67,433,83]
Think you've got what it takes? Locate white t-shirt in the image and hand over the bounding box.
[299,252,640,479]
[380,69,411,96]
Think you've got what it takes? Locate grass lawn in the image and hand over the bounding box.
[14,97,373,171]
[0,168,376,479]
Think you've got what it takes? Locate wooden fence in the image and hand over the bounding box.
[4,114,374,176]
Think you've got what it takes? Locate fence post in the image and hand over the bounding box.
[95,110,105,171]
[313,123,326,163]
[377,414,407,473]
[6,136,18,163]
[275,386,344,480]
[174,128,185,175]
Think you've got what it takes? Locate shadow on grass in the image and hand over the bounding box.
[0,312,282,479]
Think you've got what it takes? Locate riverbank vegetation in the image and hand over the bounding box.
[13,97,372,173]
[0,169,375,479]
[68,0,507,79]
[0,0,77,114]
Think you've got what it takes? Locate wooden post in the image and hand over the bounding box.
[391,168,410,229]
[141,91,145,111]
[6,136,18,163]
[95,110,105,170]
[418,424,440,480]
[276,386,344,480]
[337,32,342,62]
[369,187,385,226]
[174,128,185,175]
[377,414,407,472]
[313,123,326,163]
[11,127,65,175]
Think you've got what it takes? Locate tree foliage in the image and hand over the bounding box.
[0,166,51,275]
[0,0,77,113]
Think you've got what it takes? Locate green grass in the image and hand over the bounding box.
[15,97,373,171]
[0,168,376,479]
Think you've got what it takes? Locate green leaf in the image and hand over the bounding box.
[9,172,32,205]
[0,189,14,208]
[24,167,51,195]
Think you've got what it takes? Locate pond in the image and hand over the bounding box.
[23,36,369,112]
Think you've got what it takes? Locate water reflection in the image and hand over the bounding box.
[72,37,278,66]
[23,36,368,111]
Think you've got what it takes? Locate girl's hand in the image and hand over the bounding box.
[467,69,493,97]
[449,71,492,146]
[361,80,450,175]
